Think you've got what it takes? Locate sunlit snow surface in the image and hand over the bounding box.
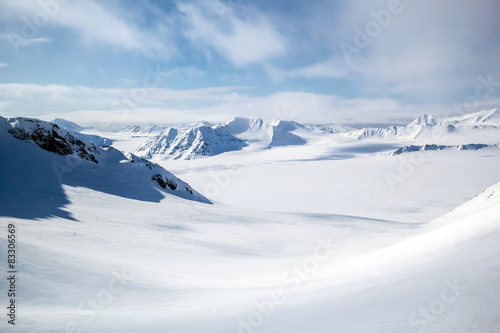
[1,111,500,332]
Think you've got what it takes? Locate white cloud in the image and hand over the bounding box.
[340,1,500,95]
[1,82,487,129]
[268,0,500,100]
[0,63,8,67]
[178,0,287,67]
[1,0,173,58]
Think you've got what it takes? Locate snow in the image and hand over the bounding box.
[346,108,500,143]
[1,111,500,332]
[135,126,247,160]
[52,118,88,132]
[0,117,208,221]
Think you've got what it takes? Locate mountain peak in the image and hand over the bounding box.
[135,124,247,160]
[408,114,436,127]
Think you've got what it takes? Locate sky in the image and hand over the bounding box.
[1,0,500,129]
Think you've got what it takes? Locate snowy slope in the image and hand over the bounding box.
[0,116,209,220]
[1,110,500,332]
[134,125,247,160]
[7,117,101,163]
[1,155,499,332]
[52,118,88,132]
[51,117,114,147]
[251,181,500,333]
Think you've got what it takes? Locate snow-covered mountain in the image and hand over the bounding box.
[135,125,247,160]
[0,116,209,219]
[7,117,101,163]
[52,118,89,132]
[133,118,311,160]
[51,117,113,147]
[348,108,500,141]
[110,108,500,161]
[222,117,307,148]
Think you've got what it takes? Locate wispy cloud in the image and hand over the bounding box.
[0,32,50,51]
[178,0,287,67]
[1,0,174,59]
[0,63,8,67]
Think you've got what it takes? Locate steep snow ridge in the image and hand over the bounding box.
[445,108,500,126]
[0,116,209,210]
[135,125,247,160]
[51,117,113,147]
[268,125,307,147]
[223,117,307,148]
[350,125,405,140]
[269,119,306,132]
[134,127,178,160]
[7,117,101,164]
[267,120,307,147]
[224,117,266,135]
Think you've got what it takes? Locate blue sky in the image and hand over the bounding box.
[1,0,500,128]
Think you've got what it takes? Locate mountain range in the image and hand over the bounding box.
[124,108,500,160]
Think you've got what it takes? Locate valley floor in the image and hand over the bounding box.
[1,135,500,332]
